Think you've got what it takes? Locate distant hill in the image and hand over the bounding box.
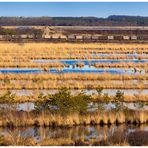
[1,15,148,26]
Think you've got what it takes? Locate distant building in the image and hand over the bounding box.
[131,35,137,40]
[76,35,83,40]
[68,35,75,39]
[28,35,34,39]
[20,34,28,39]
[108,36,114,40]
[43,34,52,39]
[60,35,67,39]
[11,35,17,38]
[123,36,130,40]
[52,35,60,39]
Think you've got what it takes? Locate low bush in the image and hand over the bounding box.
[0,90,15,103]
[34,87,91,114]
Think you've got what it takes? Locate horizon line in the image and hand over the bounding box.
[0,15,148,18]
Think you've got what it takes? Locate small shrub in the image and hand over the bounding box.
[34,87,90,115]
[98,103,105,112]
[114,90,124,102]
[0,91,15,103]
[34,93,51,112]
[96,86,103,96]
[102,93,110,103]
[136,102,144,109]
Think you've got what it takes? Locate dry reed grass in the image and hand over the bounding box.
[0,110,147,127]
[0,42,148,64]
[0,79,148,90]
[1,73,148,81]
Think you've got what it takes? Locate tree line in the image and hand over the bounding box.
[0,27,42,37]
[0,15,148,26]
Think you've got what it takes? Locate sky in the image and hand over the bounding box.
[0,2,148,17]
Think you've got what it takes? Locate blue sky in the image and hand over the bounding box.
[0,2,148,17]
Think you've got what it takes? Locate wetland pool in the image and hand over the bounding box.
[0,102,147,112]
[0,67,145,74]
[0,124,147,145]
[1,88,148,97]
[32,59,148,64]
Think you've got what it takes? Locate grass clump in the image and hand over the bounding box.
[0,90,15,103]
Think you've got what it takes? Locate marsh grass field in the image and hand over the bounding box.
[0,42,148,146]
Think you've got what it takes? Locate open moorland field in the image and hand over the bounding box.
[0,42,148,146]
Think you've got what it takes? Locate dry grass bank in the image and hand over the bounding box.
[0,80,148,89]
[0,73,148,80]
[0,110,147,127]
[0,42,148,63]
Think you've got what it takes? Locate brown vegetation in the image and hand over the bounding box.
[0,110,147,128]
